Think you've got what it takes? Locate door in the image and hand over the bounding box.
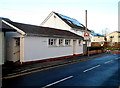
[83,41,87,55]
[73,40,77,55]
[13,38,20,62]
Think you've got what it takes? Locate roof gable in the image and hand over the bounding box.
[54,12,91,32]
[106,31,120,36]
[41,11,71,30]
[41,11,91,32]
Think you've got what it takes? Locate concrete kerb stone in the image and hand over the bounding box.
[4,53,110,77]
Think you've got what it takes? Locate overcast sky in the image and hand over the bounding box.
[0,0,119,33]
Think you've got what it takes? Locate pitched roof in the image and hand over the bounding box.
[106,31,120,36]
[91,33,104,37]
[0,18,16,32]
[115,31,120,33]
[2,20,83,39]
[54,12,91,32]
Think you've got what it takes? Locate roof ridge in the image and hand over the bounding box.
[54,12,78,21]
[54,11,87,30]
[5,19,83,38]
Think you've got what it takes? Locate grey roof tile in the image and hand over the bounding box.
[3,20,83,39]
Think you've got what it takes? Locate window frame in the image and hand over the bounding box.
[109,36,114,38]
[59,39,64,46]
[65,39,71,46]
[15,38,20,46]
[48,38,57,46]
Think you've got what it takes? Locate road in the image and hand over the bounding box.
[2,54,120,88]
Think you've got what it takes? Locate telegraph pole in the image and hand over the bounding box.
[85,10,89,56]
[85,10,87,29]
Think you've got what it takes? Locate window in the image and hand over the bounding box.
[59,39,63,46]
[79,40,82,46]
[101,42,104,44]
[48,39,57,46]
[15,38,20,46]
[110,36,114,38]
[65,39,71,46]
[109,42,115,46]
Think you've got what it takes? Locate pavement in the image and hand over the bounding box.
[2,53,112,77]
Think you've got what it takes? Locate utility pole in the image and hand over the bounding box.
[85,10,87,30]
[85,10,89,56]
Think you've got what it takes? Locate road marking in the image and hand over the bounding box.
[104,60,113,64]
[83,65,100,72]
[115,57,120,60]
[2,61,77,79]
[42,76,73,88]
[1,54,112,79]
[2,56,100,79]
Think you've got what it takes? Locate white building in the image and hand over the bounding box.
[41,11,91,36]
[1,18,83,64]
[40,11,92,54]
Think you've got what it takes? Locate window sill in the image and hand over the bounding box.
[48,45,72,47]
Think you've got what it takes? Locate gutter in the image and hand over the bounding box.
[27,33,83,39]
[2,20,26,36]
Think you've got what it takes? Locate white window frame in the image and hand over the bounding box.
[59,39,64,46]
[65,39,71,46]
[48,38,57,46]
[109,36,114,38]
[15,38,20,46]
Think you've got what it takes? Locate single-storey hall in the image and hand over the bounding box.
[1,18,84,64]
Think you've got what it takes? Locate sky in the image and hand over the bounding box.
[0,0,119,34]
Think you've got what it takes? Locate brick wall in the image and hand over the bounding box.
[103,42,120,48]
[88,50,103,55]
[91,42,101,47]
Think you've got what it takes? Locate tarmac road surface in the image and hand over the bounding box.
[2,54,120,88]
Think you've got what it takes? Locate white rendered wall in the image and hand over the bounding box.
[24,36,83,62]
[78,45,83,54]
[0,32,4,65]
[41,13,71,31]
[6,32,21,62]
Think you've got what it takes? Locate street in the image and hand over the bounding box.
[2,54,120,88]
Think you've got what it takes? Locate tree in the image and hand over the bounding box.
[90,30,95,33]
[101,28,110,36]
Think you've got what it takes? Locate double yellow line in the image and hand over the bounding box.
[2,54,109,79]
[2,60,80,79]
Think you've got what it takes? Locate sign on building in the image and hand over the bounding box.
[84,32,90,40]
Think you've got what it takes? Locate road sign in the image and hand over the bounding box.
[84,32,89,36]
